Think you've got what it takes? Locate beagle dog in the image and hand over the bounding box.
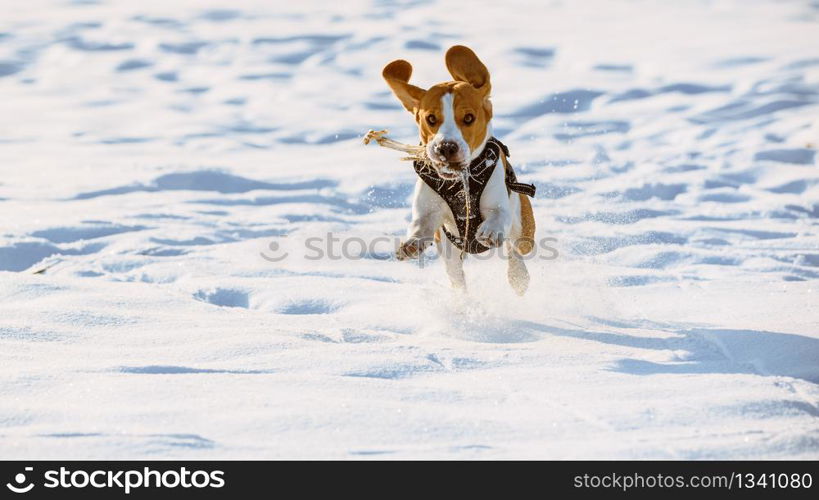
[382,45,536,295]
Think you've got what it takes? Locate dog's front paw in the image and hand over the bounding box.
[475,220,505,248]
[396,238,430,260]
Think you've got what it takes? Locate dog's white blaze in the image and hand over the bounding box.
[429,92,469,165]
[438,93,465,147]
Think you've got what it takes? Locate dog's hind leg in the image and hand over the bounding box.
[506,243,530,296]
[436,229,466,290]
[504,193,531,295]
[505,208,530,296]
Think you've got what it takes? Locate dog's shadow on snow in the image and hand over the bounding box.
[505,319,819,384]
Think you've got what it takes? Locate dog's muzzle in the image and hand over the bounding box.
[429,140,467,179]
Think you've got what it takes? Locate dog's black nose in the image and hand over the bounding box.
[436,141,459,160]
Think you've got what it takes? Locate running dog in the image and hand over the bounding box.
[382,45,536,295]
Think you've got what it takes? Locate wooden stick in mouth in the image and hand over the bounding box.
[363,129,428,163]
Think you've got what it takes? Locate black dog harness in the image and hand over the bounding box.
[413,137,536,254]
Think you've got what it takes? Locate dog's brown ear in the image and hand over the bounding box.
[445,45,490,96]
[383,59,426,112]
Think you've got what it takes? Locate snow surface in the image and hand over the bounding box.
[1,0,818,459]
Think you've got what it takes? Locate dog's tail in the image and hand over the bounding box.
[515,193,536,255]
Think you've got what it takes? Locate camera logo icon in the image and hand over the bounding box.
[6,467,35,494]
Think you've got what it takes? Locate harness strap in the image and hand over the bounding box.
[495,138,536,198]
[507,181,536,197]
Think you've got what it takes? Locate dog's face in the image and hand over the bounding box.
[383,45,493,180]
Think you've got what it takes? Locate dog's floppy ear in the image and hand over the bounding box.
[445,45,490,96]
[383,59,426,112]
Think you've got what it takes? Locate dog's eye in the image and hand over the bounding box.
[463,113,475,125]
[426,114,437,126]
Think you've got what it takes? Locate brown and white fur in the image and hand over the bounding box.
[383,45,536,295]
